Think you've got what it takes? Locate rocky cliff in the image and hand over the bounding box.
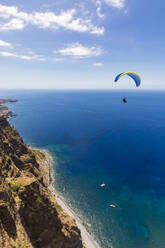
[0,117,85,248]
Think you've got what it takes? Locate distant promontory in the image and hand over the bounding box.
[0,99,18,118]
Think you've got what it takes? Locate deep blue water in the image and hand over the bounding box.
[1,90,165,248]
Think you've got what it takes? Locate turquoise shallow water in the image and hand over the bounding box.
[1,90,165,248]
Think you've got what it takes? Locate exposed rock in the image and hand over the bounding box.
[0,117,85,248]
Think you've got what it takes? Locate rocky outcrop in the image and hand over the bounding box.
[0,117,84,248]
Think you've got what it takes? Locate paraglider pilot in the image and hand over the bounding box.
[122,98,127,103]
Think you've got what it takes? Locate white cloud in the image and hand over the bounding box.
[96,1,104,18]
[0,18,25,30]
[0,4,104,35]
[104,0,125,8]
[93,62,104,66]
[0,51,15,57]
[0,5,18,19]
[56,43,103,58]
[0,39,13,48]
[0,50,45,61]
[65,18,104,35]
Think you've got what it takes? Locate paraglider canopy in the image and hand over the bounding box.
[114,72,141,87]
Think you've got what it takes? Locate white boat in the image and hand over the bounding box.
[110,204,116,208]
[100,183,105,187]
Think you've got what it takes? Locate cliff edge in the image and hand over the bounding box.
[0,117,85,248]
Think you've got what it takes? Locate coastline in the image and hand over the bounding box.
[0,99,17,118]
[34,147,101,248]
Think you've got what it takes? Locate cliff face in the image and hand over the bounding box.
[0,118,84,248]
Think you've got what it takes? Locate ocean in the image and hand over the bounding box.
[1,90,165,248]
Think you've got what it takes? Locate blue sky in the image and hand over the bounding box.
[0,0,164,89]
